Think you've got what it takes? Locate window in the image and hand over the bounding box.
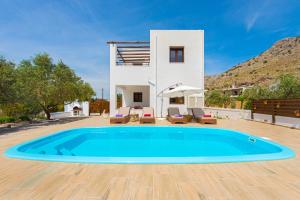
[169,97,185,104]
[170,47,184,63]
[168,88,184,104]
[133,92,143,102]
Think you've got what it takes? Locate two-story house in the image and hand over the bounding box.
[108,30,204,117]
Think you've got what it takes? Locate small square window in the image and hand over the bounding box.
[133,92,143,102]
[170,47,184,63]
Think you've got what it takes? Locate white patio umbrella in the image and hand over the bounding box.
[160,85,203,117]
[162,85,202,98]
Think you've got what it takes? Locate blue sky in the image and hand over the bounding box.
[0,0,299,98]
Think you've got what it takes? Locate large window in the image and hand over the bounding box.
[169,97,185,104]
[168,88,184,104]
[133,92,143,102]
[170,47,184,63]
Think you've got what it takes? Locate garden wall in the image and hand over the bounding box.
[203,107,300,128]
[203,107,251,119]
[50,112,71,119]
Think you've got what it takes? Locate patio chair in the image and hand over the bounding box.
[140,107,155,124]
[192,108,217,124]
[110,107,131,124]
[167,107,187,124]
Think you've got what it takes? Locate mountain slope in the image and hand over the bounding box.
[205,36,300,90]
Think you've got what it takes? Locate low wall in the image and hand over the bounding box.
[204,108,300,128]
[203,107,251,120]
[253,113,300,129]
[50,112,71,119]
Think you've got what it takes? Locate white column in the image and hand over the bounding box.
[109,44,117,116]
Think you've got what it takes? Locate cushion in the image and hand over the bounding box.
[203,114,211,117]
[144,113,151,117]
[173,114,183,118]
[115,114,123,117]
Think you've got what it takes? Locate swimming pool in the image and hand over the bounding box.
[5,126,295,164]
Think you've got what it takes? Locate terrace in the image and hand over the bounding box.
[0,116,300,199]
[107,41,150,66]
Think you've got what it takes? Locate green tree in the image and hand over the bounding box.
[222,94,231,108]
[274,74,300,98]
[16,54,95,119]
[0,57,16,104]
[205,90,224,107]
[242,86,274,109]
[235,95,246,109]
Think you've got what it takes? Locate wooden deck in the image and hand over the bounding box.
[0,117,300,199]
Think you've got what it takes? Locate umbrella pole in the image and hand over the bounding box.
[186,95,188,108]
[161,92,163,118]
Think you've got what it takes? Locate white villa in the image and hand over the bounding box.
[108,30,204,117]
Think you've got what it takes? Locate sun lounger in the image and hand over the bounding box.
[192,108,217,124]
[110,107,131,124]
[167,107,187,124]
[140,107,155,124]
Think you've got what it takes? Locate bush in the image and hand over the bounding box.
[244,100,253,110]
[19,115,30,121]
[0,116,16,124]
[230,101,236,109]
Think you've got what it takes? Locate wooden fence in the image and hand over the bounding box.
[252,99,300,123]
[89,99,110,114]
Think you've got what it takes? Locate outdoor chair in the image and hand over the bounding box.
[110,107,131,124]
[167,107,187,124]
[192,108,217,124]
[140,107,155,124]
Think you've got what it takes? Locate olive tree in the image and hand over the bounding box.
[16,54,95,119]
[0,57,16,104]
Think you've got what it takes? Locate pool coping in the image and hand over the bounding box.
[4,126,296,164]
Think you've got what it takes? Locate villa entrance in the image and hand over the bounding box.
[116,85,150,109]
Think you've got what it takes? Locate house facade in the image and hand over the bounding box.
[109,30,204,117]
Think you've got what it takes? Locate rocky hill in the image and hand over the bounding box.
[205,36,300,90]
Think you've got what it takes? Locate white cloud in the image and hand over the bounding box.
[245,11,261,32]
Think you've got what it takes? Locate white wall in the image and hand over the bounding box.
[150,30,204,117]
[109,30,204,117]
[120,85,150,108]
[109,43,155,115]
[204,108,300,128]
[275,116,300,129]
[253,113,300,128]
[203,107,252,119]
[252,113,273,123]
[64,101,89,117]
[50,112,71,119]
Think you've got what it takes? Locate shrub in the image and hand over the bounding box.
[19,115,30,121]
[244,100,253,110]
[230,101,236,109]
[0,116,16,124]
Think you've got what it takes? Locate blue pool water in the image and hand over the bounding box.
[5,126,295,164]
